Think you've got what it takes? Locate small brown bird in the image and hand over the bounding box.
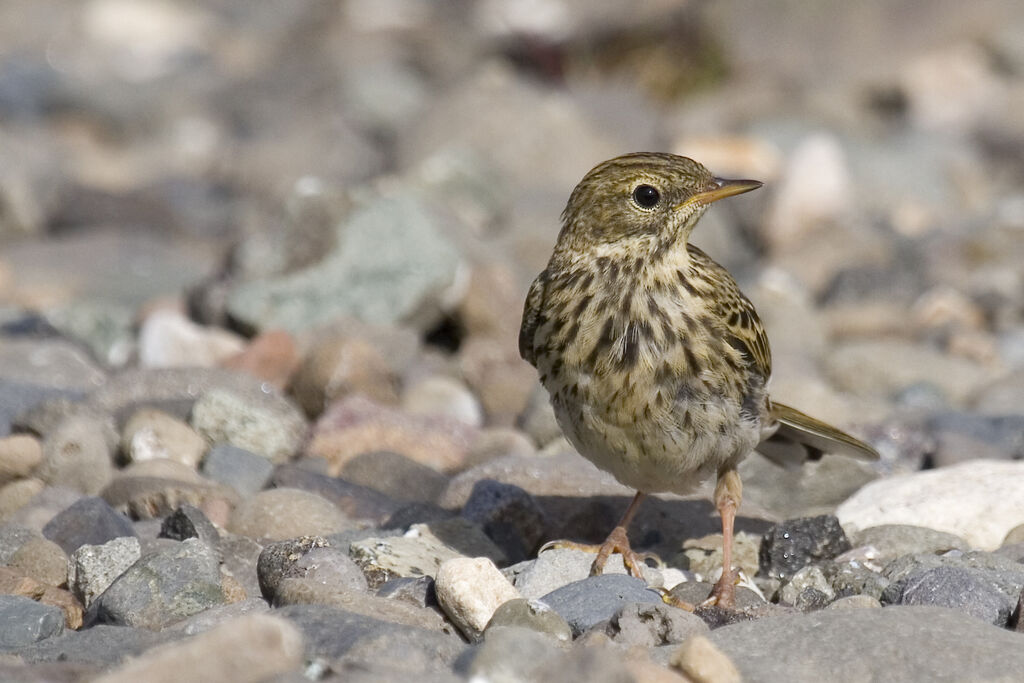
[519,152,878,607]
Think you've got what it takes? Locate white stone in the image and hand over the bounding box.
[68,536,142,608]
[402,375,484,427]
[121,408,208,469]
[435,556,521,641]
[836,460,1024,550]
[138,309,245,369]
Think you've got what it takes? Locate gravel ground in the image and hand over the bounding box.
[1,1,1024,681]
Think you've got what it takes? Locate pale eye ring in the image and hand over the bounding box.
[632,184,660,209]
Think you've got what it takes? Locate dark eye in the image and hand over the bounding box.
[632,184,660,209]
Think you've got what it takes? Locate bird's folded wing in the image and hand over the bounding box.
[757,401,879,468]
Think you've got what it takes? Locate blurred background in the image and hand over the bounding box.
[1,0,1023,475]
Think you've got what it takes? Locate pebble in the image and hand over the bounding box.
[435,556,521,641]
[219,329,300,391]
[15,623,177,668]
[505,547,664,600]
[759,515,851,581]
[0,594,65,648]
[93,613,304,683]
[376,576,436,609]
[67,536,142,609]
[339,450,449,505]
[37,416,115,495]
[89,538,224,629]
[120,408,207,469]
[539,574,663,637]
[158,504,221,551]
[849,524,968,565]
[779,565,835,609]
[671,635,742,683]
[607,601,709,648]
[288,334,400,417]
[7,536,67,587]
[189,388,306,464]
[825,595,882,610]
[349,518,506,589]
[136,308,246,369]
[401,374,484,427]
[42,496,136,555]
[0,433,43,483]
[485,597,572,642]
[270,463,400,524]
[836,460,1024,550]
[0,477,45,521]
[257,536,365,601]
[466,625,566,681]
[227,488,352,541]
[460,479,547,563]
[200,444,274,497]
[679,531,761,582]
[881,563,1019,627]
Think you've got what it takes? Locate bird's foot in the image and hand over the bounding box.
[700,567,739,609]
[538,526,660,580]
[652,586,696,612]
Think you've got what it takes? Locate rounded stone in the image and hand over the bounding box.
[121,408,208,469]
[38,416,115,495]
[0,434,43,484]
[189,389,306,464]
[228,488,351,541]
[435,556,521,641]
[402,375,484,427]
[485,597,572,642]
[8,536,68,587]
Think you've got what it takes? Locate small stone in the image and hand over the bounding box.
[671,634,742,683]
[37,416,115,496]
[90,538,224,629]
[825,561,890,601]
[220,330,300,391]
[339,450,449,504]
[0,433,43,484]
[350,519,506,589]
[0,566,84,629]
[256,536,330,600]
[667,582,766,612]
[780,565,835,610]
[759,515,851,580]
[466,625,565,682]
[67,537,142,609]
[0,594,64,648]
[826,595,881,610]
[679,532,761,582]
[435,556,521,641]
[376,576,436,609]
[850,525,968,565]
[228,488,352,541]
[505,547,663,600]
[460,479,546,563]
[137,308,246,369]
[485,597,572,642]
[92,613,304,683]
[540,574,662,637]
[159,504,221,551]
[42,496,136,555]
[459,336,537,427]
[270,464,400,524]
[402,375,484,427]
[121,408,207,469]
[189,388,306,464]
[0,477,45,521]
[607,601,708,647]
[517,385,563,447]
[288,335,399,417]
[169,598,269,636]
[200,444,274,497]
[882,565,1014,626]
[8,536,68,587]
[1003,524,1024,547]
[101,470,236,523]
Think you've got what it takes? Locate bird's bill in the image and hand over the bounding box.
[677,177,763,210]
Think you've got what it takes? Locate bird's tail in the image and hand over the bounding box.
[756,401,879,468]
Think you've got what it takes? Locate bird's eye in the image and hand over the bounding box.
[632,184,660,209]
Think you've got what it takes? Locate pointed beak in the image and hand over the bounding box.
[676,177,763,210]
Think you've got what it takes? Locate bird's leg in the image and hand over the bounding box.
[705,467,742,608]
[538,491,652,579]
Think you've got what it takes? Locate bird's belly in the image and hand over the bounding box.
[550,383,761,495]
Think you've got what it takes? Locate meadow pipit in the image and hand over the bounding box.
[519,152,878,608]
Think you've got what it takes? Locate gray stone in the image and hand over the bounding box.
[15,624,178,666]
[4,485,82,533]
[881,551,1024,606]
[539,574,662,637]
[67,537,143,609]
[274,604,466,673]
[460,479,547,563]
[37,416,115,495]
[826,595,882,610]
[504,547,664,601]
[90,538,225,629]
[169,597,270,636]
[7,536,67,587]
[158,504,221,552]
[759,515,851,580]
[376,576,437,609]
[882,565,1015,626]
[340,450,449,505]
[0,595,64,648]
[606,601,708,647]
[189,389,306,464]
[0,340,106,396]
[0,379,86,438]
[200,444,274,497]
[0,525,38,564]
[465,625,566,682]
[42,496,136,554]
[850,525,968,565]
[927,412,1024,466]
[228,487,352,541]
[270,463,401,525]
[707,606,1024,682]
[257,536,334,600]
[225,196,463,334]
[825,562,890,601]
[780,565,835,609]
[667,581,768,613]
[485,598,572,642]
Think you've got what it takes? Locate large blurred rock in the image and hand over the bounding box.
[225,196,463,335]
